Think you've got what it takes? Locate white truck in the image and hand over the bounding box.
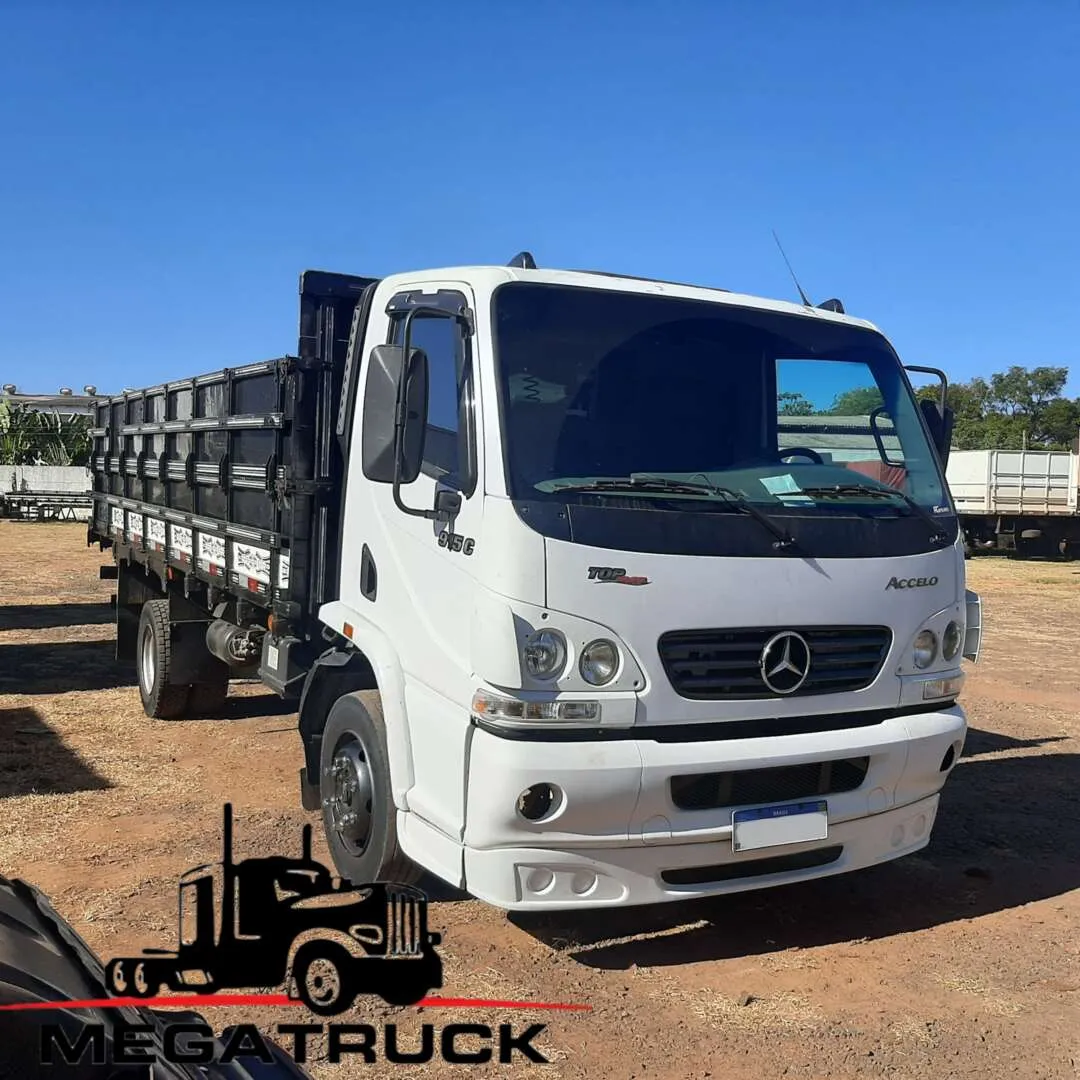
[87,254,983,911]
[946,446,1080,559]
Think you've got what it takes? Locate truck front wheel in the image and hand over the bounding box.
[319,691,423,888]
[137,600,190,719]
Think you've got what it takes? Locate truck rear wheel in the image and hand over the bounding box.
[319,691,423,888]
[137,600,190,720]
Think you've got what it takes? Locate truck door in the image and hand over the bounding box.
[346,281,485,842]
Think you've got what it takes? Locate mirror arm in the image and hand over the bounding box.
[904,364,949,414]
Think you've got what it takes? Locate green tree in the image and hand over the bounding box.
[808,365,1078,450]
[0,400,92,466]
[827,386,883,415]
[778,391,816,415]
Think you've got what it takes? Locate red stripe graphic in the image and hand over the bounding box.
[0,994,591,1013]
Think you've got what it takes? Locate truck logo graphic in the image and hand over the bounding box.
[884,575,939,590]
[587,566,650,585]
[759,631,812,694]
[103,805,442,1016]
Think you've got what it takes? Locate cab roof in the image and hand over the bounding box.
[374,260,881,335]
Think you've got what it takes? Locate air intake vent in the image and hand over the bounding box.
[670,757,870,812]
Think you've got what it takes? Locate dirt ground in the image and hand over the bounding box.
[2,521,1079,1079]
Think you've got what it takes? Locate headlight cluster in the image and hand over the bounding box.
[521,629,622,686]
[912,619,964,669]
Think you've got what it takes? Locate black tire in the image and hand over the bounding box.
[136,599,190,719]
[320,691,423,888]
[292,942,357,1016]
[187,677,229,717]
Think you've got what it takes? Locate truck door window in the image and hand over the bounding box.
[776,359,909,492]
[389,308,477,496]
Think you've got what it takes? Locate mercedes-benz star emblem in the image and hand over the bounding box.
[759,631,812,694]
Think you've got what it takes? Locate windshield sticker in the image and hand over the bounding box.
[759,474,814,505]
[509,373,567,403]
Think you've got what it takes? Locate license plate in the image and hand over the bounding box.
[732,799,828,852]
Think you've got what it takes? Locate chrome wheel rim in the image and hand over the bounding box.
[324,736,373,855]
[139,624,156,695]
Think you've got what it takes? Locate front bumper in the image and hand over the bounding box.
[460,705,966,911]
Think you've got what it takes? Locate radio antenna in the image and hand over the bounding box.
[771,230,812,308]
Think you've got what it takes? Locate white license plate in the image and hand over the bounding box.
[732,799,829,852]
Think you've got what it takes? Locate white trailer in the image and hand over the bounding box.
[88,255,983,912]
[946,446,1080,558]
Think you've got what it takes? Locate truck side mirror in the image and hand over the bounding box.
[361,344,428,484]
[919,398,954,468]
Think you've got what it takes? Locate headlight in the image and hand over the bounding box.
[942,620,963,661]
[579,639,620,686]
[913,629,937,669]
[522,629,567,679]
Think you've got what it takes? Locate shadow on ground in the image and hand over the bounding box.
[0,602,114,632]
[0,640,135,694]
[0,706,113,799]
[510,728,1080,967]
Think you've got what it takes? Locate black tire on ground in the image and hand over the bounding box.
[292,942,357,1016]
[136,599,190,719]
[319,691,424,888]
[187,677,230,717]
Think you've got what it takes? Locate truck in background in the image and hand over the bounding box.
[87,253,983,912]
[945,444,1080,559]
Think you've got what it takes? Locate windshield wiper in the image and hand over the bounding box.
[800,483,951,545]
[549,476,797,550]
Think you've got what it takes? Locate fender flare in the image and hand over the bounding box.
[303,602,416,809]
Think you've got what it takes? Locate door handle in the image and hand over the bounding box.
[360,544,377,602]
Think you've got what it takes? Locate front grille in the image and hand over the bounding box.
[669,756,870,812]
[662,845,844,886]
[657,625,892,700]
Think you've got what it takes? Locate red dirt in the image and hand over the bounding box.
[2,521,1079,1078]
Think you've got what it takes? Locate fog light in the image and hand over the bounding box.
[570,871,598,895]
[525,868,555,893]
[516,783,560,822]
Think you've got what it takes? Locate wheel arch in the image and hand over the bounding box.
[299,619,415,809]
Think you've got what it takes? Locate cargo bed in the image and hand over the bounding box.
[87,270,377,691]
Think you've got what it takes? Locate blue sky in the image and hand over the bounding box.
[1,1,1078,399]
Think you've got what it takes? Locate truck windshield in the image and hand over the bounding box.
[491,282,952,554]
